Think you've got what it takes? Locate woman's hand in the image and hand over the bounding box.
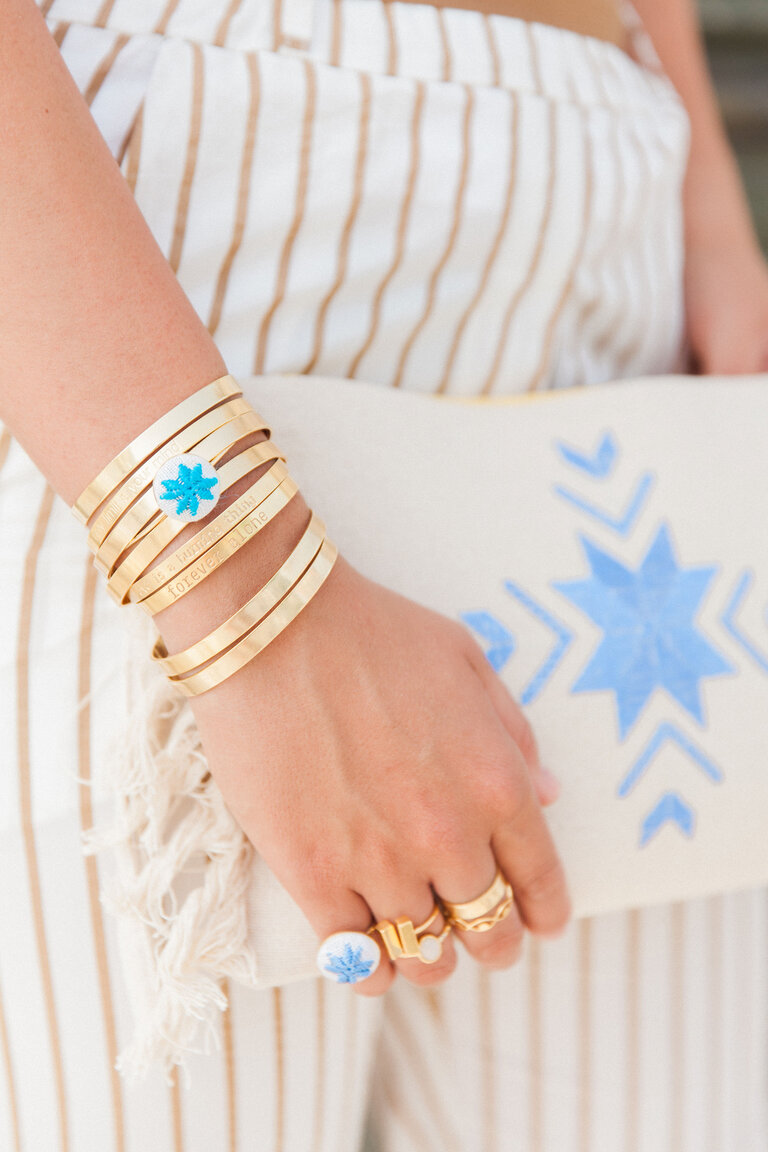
[161,538,571,997]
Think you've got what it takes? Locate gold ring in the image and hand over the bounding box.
[367,903,451,964]
[437,868,515,933]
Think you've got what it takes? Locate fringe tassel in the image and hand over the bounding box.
[81,604,258,1086]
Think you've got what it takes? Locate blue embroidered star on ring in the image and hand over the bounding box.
[316,932,381,985]
[153,452,221,523]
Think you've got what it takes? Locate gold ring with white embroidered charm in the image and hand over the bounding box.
[367,903,452,964]
[436,868,515,933]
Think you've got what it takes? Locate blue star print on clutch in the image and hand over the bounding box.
[553,522,734,739]
[159,461,219,518]
[323,942,376,984]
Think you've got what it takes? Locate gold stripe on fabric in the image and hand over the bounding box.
[384,995,459,1151]
[77,560,125,1152]
[578,921,592,1152]
[0,429,12,479]
[423,986,444,1028]
[382,0,398,76]
[708,895,723,1152]
[0,972,21,1152]
[565,42,623,386]
[670,903,684,1152]
[613,119,652,375]
[482,13,501,86]
[122,103,144,193]
[155,0,182,36]
[436,90,519,394]
[525,21,544,96]
[40,0,56,16]
[393,84,474,389]
[273,0,283,52]
[312,980,325,1152]
[213,0,246,48]
[379,1044,434,1149]
[83,33,129,107]
[221,980,237,1152]
[480,97,557,396]
[528,938,543,1152]
[168,42,205,275]
[170,1068,184,1152]
[625,910,640,1152]
[436,7,452,81]
[52,21,70,47]
[478,970,496,1152]
[527,104,594,392]
[586,138,628,368]
[93,0,117,29]
[273,988,284,1152]
[346,80,426,379]
[253,56,317,376]
[17,486,70,1151]
[302,70,372,375]
[330,0,343,67]
[208,52,262,337]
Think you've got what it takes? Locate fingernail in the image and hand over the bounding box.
[539,766,561,800]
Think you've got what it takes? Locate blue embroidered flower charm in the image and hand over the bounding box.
[316,932,381,985]
[152,452,221,523]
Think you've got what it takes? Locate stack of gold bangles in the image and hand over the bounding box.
[71,373,338,696]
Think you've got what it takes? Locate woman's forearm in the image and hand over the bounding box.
[0,0,310,626]
[0,0,233,500]
[630,0,760,252]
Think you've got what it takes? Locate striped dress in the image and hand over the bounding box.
[1,0,767,1148]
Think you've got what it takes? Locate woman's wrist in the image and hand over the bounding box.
[150,477,314,653]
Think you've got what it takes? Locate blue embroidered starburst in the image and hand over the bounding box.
[323,943,376,984]
[553,522,734,739]
[159,461,218,517]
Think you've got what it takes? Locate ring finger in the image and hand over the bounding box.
[432,850,525,970]
[364,877,458,989]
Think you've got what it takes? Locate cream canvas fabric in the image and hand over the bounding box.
[80,369,768,1075]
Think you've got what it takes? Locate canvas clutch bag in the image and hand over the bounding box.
[74,370,768,1075]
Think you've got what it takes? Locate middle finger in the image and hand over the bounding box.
[364,876,458,988]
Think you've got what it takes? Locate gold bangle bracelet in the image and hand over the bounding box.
[160,536,339,696]
[107,452,288,604]
[91,414,276,570]
[94,438,286,578]
[138,475,299,616]
[128,458,289,604]
[152,511,327,675]
[72,373,242,524]
[86,397,263,549]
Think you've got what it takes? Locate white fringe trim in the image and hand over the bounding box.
[81,605,258,1087]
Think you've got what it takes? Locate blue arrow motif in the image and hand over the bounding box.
[556,430,618,477]
[618,721,723,798]
[639,791,695,846]
[720,568,768,674]
[553,471,654,537]
[502,582,573,704]
[459,611,515,673]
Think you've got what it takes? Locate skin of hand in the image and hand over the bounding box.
[156,508,572,997]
